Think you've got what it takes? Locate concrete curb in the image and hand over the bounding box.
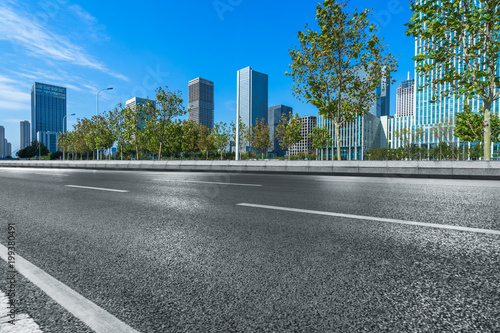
[1,160,500,180]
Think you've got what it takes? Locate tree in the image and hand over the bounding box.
[286,0,398,160]
[309,126,333,160]
[231,117,249,160]
[393,127,424,160]
[17,141,49,159]
[144,87,186,160]
[197,125,216,160]
[123,104,147,159]
[57,132,69,160]
[211,122,232,160]
[108,105,127,160]
[182,120,200,159]
[454,104,500,146]
[406,0,500,160]
[249,118,273,159]
[275,112,303,160]
[431,118,455,160]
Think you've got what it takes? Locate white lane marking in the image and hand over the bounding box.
[65,185,129,193]
[153,179,262,187]
[237,203,500,235]
[0,244,140,333]
[34,173,68,176]
[0,291,43,332]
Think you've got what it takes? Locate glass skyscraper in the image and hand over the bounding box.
[268,105,292,157]
[31,82,66,153]
[20,120,30,149]
[188,78,214,130]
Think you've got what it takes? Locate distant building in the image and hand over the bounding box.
[396,75,415,118]
[125,97,155,129]
[237,66,268,152]
[290,116,317,156]
[268,105,292,157]
[0,126,4,158]
[318,112,382,160]
[31,82,66,153]
[379,74,391,117]
[20,120,30,149]
[4,139,11,158]
[188,77,214,130]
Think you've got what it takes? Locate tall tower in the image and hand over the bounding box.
[188,78,214,130]
[379,74,391,117]
[268,105,292,157]
[396,73,415,118]
[0,126,4,158]
[31,82,66,153]
[20,120,31,149]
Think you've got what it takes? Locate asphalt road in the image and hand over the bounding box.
[0,167,499,332]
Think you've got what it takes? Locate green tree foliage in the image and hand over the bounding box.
[309,126,333,160]
[406,0,500,160]
[211,122,232,160]
[73,118,93,159]
[231,117,249,160]
[17,141,49,159]
[123,104,147,159]
[249,118,272,159]
[393,127,424,160]
[182,120,200,158]
[454,105,500,144]
[286,0,398,160]
[108,105,127,160]
[144,87,186,160]
[276,112,303,160]
[197,125,216,160]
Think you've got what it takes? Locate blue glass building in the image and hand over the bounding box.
[268,105,292,157]
[237,67,268,151]
[31,82,66,153]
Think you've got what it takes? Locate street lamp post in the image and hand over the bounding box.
[96,87,113,161]
[62,113,76,161]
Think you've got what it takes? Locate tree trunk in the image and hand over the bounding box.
[484,101,492,161]
[135,142,139,160]
[335,122,341,161]
[158,142,163,160]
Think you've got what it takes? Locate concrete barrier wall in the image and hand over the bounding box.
[0,160,499,179]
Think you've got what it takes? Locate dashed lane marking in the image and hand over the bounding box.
[0,244,140,333]
[153,179,262,187]
[237,203,500,235]
[65,185,129,193]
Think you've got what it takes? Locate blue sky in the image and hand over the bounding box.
[0,0,414,153]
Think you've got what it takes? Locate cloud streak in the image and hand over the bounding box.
[0,3,128,81]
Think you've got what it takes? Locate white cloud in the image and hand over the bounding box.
[0,3,128,81]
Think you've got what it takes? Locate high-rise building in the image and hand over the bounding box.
[237,67,268,151]
[188,78,214,130]
[268,105,292,157]
[125,97,155,129]
[318,113,382,160]
[4,139,11,158]
[379,75,391,117]
[396,74,415,118]
[290,116,317,156]
[31,82,66,153]
[20,120,30,149]
[0,126,5,158]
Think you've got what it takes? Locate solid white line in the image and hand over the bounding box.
[153,179,262,187]
[237,203,500,235]
[65,185,129,193]
[0,244,140,333]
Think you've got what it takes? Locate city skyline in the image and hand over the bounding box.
[0,0,414,153]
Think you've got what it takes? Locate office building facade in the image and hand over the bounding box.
[188,78,214,130]
[396,76,415,118]
[0,126,4,158]
[237,67,268,151]
[31,82,66,153]
[290,116,317,156]
[126,97,155,129]
[20,120,30,149]
[4,139,11,158]
[268,105,292,157]
[379,75,391,117]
